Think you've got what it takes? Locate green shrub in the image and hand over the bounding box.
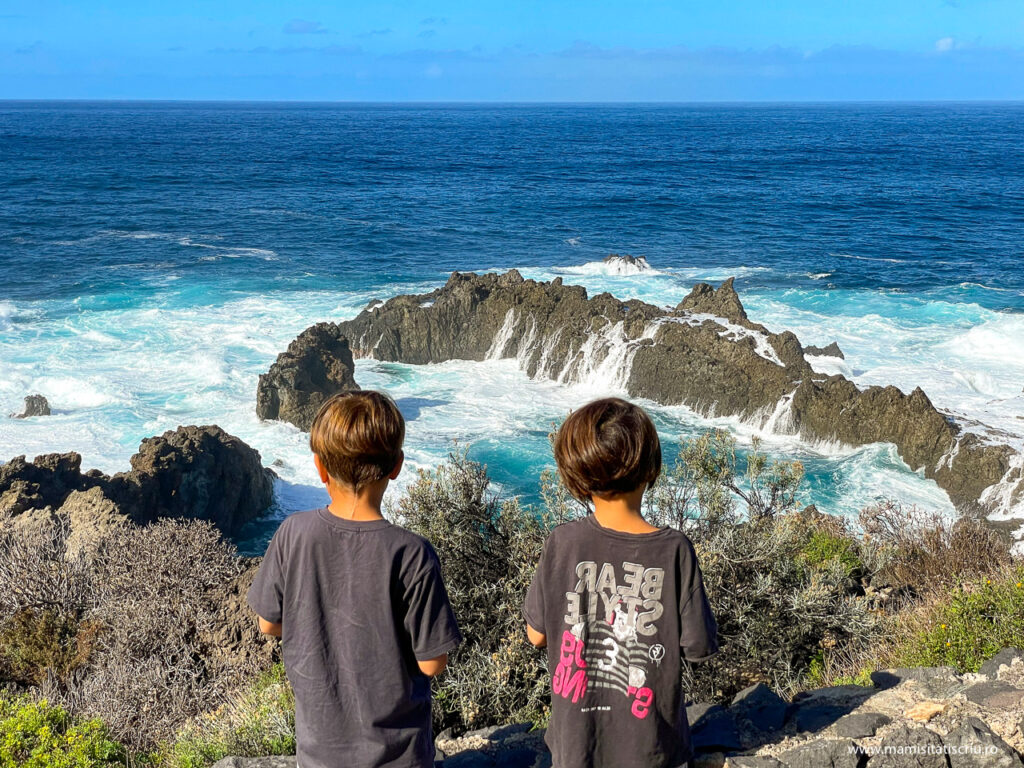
[162,664,295,768]
[0,696,125,768]
[894,566,1024,673]
[799,529,863,579]
[388,452,564,731]
[0,608,102,687]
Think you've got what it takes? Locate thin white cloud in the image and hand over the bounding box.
[935,37,955,52]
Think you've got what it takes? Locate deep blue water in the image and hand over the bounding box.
[2,102,1023,552]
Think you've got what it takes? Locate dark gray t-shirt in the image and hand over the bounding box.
[523,515,718,768]
[248,508,462,768]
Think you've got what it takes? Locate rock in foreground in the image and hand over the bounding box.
[0,425,274,535]
[256,322,360,431]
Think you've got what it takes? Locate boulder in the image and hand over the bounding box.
[1,426,273,536]
[602,254,652,272]
[834,712,892,739]
[866,723,946,768]
[256,322,359,431]
[979,648,1024,679]
[730,683,788,732]
[692,707,743,753]
[266,270,1024,535]
[871,667,963,698]
[942,717,1024,767]
[963,681,1024,712]
[9,394,51,418]
[778,739,864,768]
[727,757,784,768]
[804,342,845,359]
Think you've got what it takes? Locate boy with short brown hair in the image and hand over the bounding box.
[248,390,461,768]
[524,397,718,768]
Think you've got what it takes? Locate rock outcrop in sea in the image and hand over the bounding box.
[256,322,360,432]
[0,425,274,536]
[8,394,51,419]
[264,270,1024,539]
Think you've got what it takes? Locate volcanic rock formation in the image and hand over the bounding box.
[9,394,50,418]
[256,322,360,431]
[267,270,1024,538]
[0,425,274,536]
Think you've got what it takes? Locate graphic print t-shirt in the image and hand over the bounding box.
[247,509,462,768]
[523,515,718,768]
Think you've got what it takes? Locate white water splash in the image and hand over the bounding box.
[656,313,784,367]
[486,309,519,360]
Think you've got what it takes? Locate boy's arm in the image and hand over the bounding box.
[417,653,449,677]
[257,616,282,637]
[525,623,547,648]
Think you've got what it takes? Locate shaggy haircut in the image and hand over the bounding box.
[554,397,662,503]
[310,390,405,492]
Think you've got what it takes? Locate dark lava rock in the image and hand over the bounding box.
[677,277,752,325]
[731,683,788,732]
[1,426,273,536]
[728,757,784,768]
[603,254,651,271]
[256,322,359,432]
[943,717,1024,767]
[833,712,892,739]
[871,667,963,697]
[866,723,946,768]
[804,342,845,359]
[9,394,51,418]
[963,681,1024,711]
[792,704,851,734]
[692,707,743,753]
[979,648,1024,679]
[266,270,1024,529]
[211,759,296,768]
[779,739,864,768]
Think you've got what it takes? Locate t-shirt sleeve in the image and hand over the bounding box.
[678,537,719,662]
[404,543,463,661]
[522,540,549,633]
[247,525,286,625]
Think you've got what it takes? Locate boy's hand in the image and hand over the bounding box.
[257,616,282,637]
[526,623,547,648]
[417,653,448,677]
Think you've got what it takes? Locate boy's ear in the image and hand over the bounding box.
[388,451,404,481]
[313,453,330,484]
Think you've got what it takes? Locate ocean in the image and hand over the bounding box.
[2,101,1023,553]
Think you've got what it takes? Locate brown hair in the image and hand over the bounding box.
[310,390,405,492]
[553,397,662,503]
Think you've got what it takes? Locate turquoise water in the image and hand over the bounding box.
[2,102,1023,552]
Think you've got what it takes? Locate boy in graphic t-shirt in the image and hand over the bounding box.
[248,391,462,768]
[524,397,718,768]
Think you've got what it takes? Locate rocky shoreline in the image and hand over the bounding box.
[258,270,1024,545]
[212,649,1024,768]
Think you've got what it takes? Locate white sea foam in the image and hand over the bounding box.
[558,256,660,277]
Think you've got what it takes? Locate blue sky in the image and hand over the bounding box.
[1,0,1022,100]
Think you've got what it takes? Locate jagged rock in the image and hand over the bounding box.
[692,707,743,753]
[212,759,296,768]
[943,717,1024,767]
[980,648,1024,679]
[267,270,1024,536]
[256,322,359,432]
[677,277,751,325]
[872,667,962,698]
[963,681,1024,711]
[730,683,788,732]
[778,739,864,768]
[60,486,130,557]
[0,426,273,535]
[867,723,946,767]
[9,394,51,418]
[833,712,891,739]
[804,342,845,359]
[603,254,652,272]
[792,703,850,733]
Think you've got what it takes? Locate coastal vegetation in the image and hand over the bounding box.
[0,429,1021,766]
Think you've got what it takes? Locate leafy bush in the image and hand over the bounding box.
[892,565,1024,672]
[387,452,568,731]
[162,663,295,768]
[0,608,102,687]
[646,430,880,700]
[0,695,125,768]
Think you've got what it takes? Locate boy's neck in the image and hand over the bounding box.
[326,481,388,522]
[591,488,660,534]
